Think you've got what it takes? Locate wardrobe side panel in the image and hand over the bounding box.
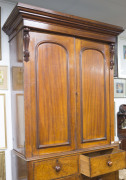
[10,29,25,155]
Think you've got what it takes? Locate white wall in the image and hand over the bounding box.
[0,1,16,180]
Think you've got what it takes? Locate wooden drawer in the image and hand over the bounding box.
[54,172,119,180]
[80,148,125,178]
[33,155,78,180]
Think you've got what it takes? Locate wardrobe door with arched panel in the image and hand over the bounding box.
[26,32,76,156]
[76,39,112,149]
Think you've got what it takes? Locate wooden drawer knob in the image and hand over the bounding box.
[55,165,61,172]
[107,161,113,167]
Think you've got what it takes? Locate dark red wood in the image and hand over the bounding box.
[2,3,123,43]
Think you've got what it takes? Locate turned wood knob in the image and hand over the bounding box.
[108,161,113,167]
[55,165,61,172]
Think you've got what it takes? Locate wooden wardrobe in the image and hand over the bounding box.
[3,3,125,180]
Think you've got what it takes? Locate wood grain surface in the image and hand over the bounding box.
[80,148,125,177]
[28,32,76,156]
[3,3,124,180]
[33,155,78,180]
[76,39,111,149]
[37,42,69,148]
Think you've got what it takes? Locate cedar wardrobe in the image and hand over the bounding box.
[3,3,125,180]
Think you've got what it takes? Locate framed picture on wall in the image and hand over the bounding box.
[0,94,7,149]
[118,38,126,78]
[0,151,6,180]
[123,45,126,59]
[114,78,126,97]
[16,94,25,148]
[0,66,8,90]
[16,31,23,62]
[12,67,24,91]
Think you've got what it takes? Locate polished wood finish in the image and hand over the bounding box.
[3,3,123,43]
[76,39,111,149]
[110,43,115,70]
[9,29,25,155]
[29,32,76,156]
[37,37,70,148]
[23,28,30,62]
[11,151,119,180]
[13,143,119,162]
[63,172,119,179]
[80,148,125,177]
[33,155,78,180]
[80,172,119,180]
[3,3,124,180]
[81,49,105,141]
[16,29,23,62]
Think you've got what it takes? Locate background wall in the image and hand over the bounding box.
[3,0,126,28]
[0,1,16,180]
[114,32,126,141]
[0,1,126,180]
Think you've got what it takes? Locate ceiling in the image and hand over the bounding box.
[3,0,126,29]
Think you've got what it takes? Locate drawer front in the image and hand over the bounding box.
[33,155,78,180]
[57,175,80,180]
[80,148,126,178]
[91,150,125,177]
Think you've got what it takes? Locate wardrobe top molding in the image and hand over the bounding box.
[3,3,124,42]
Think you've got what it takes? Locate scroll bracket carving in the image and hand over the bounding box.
[110,43,115,70]
[23,28,30,62]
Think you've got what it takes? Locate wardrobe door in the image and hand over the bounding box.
[28,32,76,156]
[76,39,112,149]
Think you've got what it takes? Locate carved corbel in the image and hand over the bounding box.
[110,43,115,70]
[23,28,30,62]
